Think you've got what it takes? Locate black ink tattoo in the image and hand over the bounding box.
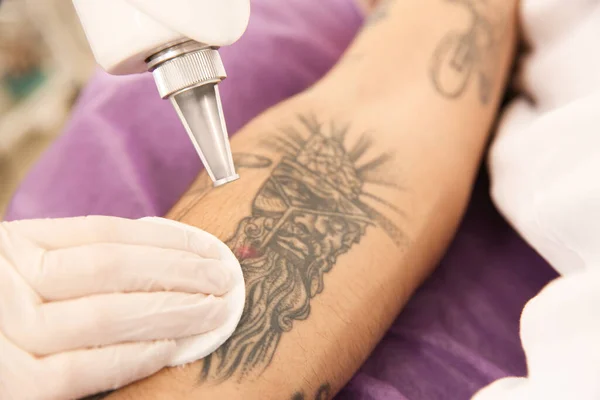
[314,383,332,400]
[200,115,404,381]
[430,0,506,104]
[291,383,332,400]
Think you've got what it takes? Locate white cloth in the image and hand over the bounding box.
[473,1,600,399]
[0,216,244,400]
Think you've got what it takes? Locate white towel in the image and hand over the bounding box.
[474,1,600,399]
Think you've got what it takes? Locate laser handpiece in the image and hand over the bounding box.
[72,0,250,186]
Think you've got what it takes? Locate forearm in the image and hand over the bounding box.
[108,0,517,398]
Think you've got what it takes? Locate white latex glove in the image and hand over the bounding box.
[0,216,243,400]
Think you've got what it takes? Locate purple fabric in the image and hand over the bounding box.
[6,0,557,399]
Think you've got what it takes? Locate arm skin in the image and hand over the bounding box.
[106,0,517,398]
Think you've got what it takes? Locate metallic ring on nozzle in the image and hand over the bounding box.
[150,47,227,99]
[146,40,206,70]
[147,42,238,187]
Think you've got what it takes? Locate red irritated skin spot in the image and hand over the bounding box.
[234,245,261,260]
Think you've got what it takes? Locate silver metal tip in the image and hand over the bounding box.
[150,45,237,187]
[171,83,237,186]
[214,174,240,187]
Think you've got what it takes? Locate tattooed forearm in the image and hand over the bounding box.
[234,153,274,169]
[292,383,332,400]
[172,153,274,221]
[430,0,507,104]
[194,115,404,381]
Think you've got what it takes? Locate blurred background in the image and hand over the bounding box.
[0,0,95,216]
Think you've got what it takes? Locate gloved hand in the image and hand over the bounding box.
[0,216,234,400]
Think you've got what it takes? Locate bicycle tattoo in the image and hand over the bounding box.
[430,0,506,105]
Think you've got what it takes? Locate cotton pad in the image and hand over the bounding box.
[141,217,245,366]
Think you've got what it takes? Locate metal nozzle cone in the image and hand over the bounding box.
[171,83,239,186]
